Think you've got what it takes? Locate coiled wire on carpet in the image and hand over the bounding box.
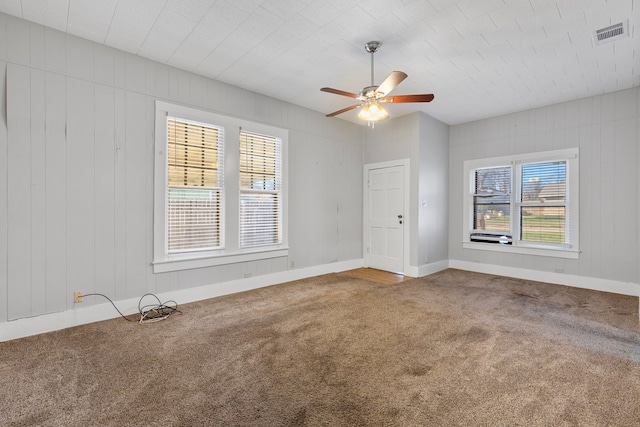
[83,293,181,324]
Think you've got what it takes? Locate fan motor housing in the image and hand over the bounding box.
[358,85,385,100]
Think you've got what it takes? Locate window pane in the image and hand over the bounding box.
[473,200,510,232]
[167,117,224,253]
[239,132,281,191]
[473,166,511,234]
[168,187,222,252]
[521,206,565,243]
[239,131,282,248]
[240,193,279,247]
[168,118,223,187]
[475,166,511,194]
[521,161,566,203]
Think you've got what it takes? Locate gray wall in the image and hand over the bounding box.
[3,10,635,328]
[449,87,640,286]
[363,112,450,273]
[0,13,364,323]
[418,114,449,266]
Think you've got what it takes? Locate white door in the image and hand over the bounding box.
[366,165,404,273]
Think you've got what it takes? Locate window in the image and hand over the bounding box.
[239,131,282,248]
[154,102,288,273]
[463,149,579,259]
[520,161,567,245]
[471,166,512,244]
[167,117,224,253]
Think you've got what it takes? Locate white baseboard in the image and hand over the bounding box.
[449,259,640,297]
[6,258,634,342]
[417,260,450,277]
[0,258,363,342]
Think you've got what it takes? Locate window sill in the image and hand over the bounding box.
[462,241,579,259]
[153,247,289,273]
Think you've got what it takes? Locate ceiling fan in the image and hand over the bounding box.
[321,41,434,127]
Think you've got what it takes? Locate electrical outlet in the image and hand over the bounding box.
[74,292,83,303]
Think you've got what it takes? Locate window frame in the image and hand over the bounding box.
[153,101,288,273]
[462,148,579,259]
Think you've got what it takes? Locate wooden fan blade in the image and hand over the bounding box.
[376,71,408,96]
[383,94,434,103]
[320,87,359,98]
[326,104,360,117]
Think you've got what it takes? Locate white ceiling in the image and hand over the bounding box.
[1,0,638,125]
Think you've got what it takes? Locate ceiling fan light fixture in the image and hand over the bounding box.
[320,40,433,125]
[358,100,388,126]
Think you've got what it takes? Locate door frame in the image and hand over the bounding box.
[363,159,411,274]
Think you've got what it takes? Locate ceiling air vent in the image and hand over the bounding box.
[594,20,628,45]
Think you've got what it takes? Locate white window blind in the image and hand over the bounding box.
[519,161,567,244]
[239,130,282,248]
[472,166,512,242]
[167,117,224,253]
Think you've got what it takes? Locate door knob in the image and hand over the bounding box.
[398,214,403,219]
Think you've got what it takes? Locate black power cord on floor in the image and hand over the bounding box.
[83,293,182,324]
[137,293,181,324]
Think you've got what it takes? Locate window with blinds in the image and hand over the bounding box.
[464,149,578,257]
[472,166,512,243]
[167,117,224,253]
[239,130,282,248]
[519,161,567,244]
[154,102,288,272]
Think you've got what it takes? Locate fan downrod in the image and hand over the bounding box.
[364,41,381,86]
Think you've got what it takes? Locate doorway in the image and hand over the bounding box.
[363,160,409,274]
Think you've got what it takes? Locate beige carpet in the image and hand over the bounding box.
[2,269,639,426]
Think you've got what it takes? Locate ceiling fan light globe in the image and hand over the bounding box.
[358,102,388,122]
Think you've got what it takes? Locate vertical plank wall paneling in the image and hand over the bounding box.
[124,91,148,298]
[94,84,116,299]
[44,27,66,74]
[150,63,174,295]
[44,72,67,313]
[0,14,6,323]
[29,68,46,315]
[0,13,6,56]
[66,77,95,307]
[113,88,127,301]
[29,22,44,68]
[448,89,640,284]
[613,118,638,275]
[144,96,157,295]
[7,64,31,320]
[337,142,365,261]
[419,114,450,266]
[6,16,29,66]
[599,121,616,279]
[0,60,8,323]
[1,13,364,326]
